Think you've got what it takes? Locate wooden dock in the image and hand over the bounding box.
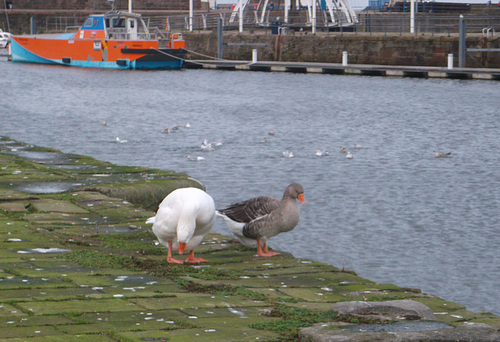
[185,59,500,81]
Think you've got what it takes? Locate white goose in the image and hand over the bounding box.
[216,183,305,257]
[146,188,215,264]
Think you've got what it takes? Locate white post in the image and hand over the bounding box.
[285,0,290,24]
[342,51,348,66]
[410,0,415,34]
[239,2,244,33]
[252,49,258,63]
[312,0,317,34]
[128,0,132,13]
[447,54,453,69]
[189,0,194,31]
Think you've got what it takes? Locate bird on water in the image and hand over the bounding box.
[434,150,451,158]
[146,188,215,264]
[216,183,305,257]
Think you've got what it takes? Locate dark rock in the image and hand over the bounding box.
[299,322,500,341]
[330,300,436,321]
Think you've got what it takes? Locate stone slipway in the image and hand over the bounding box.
[1,136,499,342]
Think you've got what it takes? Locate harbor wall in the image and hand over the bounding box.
[184,31,500,68]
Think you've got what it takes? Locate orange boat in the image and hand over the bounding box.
[9,10,186,70]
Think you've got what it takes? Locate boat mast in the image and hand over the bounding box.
[107,0,116,11]
[3,0,11,32]
[129,0,132,13]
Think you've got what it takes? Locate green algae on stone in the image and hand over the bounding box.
[96,179,204,211]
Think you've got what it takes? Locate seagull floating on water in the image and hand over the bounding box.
[115,137,127,143]
[340,146,347,153]
[346,151,353,159]
[354,144,363,149]
[201,139,214,152]
[315,150,329,156]
[282,150,294,158]
[185,122,191,128]
[216,183,305,257]
[187,156,205,161]
[101,120,107,126]
[163,128,170,134]
[434,150,451,158]
[171,125,180,131]
[268,130,275,136]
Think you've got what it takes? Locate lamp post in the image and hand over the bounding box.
[410,0,415,34]
[189,0,193,31]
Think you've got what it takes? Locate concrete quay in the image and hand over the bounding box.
[184,59,500,80]
[1,136,500,342]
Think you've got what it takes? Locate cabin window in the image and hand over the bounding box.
[84,18,93,27]
[105,19,110,28]
[112,18,125,28]
[129,20,135,29]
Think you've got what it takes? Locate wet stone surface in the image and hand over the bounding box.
[343,321,452,333]
[1,137,500,341]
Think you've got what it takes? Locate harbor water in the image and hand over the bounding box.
[1,60,499,315]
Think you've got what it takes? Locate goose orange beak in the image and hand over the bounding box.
[298,194,305,204]
[178,242,186,254]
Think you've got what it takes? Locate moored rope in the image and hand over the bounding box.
[152,47,249,67]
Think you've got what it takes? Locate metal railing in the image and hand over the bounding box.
[44,12,500,36]
[357,13,500,35]
[45,16,86,32]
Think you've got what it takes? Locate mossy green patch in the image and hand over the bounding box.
[0,325,65,339]
[0,302,28,318]
[17,298,142,315]
[0,287,98,302]
[97,179,204,211]
[250,304,338,341]
[0,314,74,328]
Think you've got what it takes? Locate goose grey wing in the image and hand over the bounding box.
[218,196,280,223]
[242,213,279,240]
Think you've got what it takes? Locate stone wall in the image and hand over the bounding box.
[183,31,500,68]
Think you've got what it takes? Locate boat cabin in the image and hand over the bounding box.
[76,12,152,40]
[0,29,11,48]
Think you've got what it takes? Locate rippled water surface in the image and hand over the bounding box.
[2,60,499,315]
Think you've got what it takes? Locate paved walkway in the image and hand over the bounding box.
[1,137,499,341]
[185,59,500,80]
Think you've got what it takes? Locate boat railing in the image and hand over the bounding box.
[106,28,153,40]
[150,26,169,41]
[65,26,80,33]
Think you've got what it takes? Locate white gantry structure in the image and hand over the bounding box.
[229,0,358,31]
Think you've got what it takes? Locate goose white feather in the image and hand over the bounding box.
[146,187,215,264]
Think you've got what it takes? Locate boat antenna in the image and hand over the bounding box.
[107,0,117,12]
[3,0,11,32]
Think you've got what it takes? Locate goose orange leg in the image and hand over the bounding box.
[256,240,280,257]
[262,242,280,256]
[185,250,208,263]
[167,241,183,264]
